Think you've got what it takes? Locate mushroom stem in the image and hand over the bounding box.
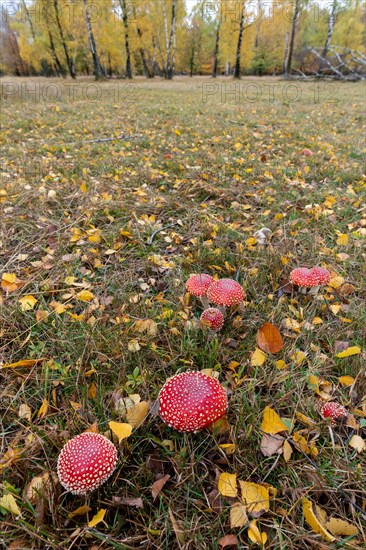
[201,296,209,309]
[238,302,245,314]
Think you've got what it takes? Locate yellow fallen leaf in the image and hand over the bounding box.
[260,406,288,434]
[335,346,361,358]
[88,508,106,528]
[79,181,87,193]
[19,295,37,311]
[108,421,132,443]
[230,503,248,528]
[329,304,341,315]
[50,301,66,314]
[1,358,46,369]
[1,272,22,293]
[338,375,355,387]
[251,348,267,367]
[77,290,94,302]
[239,482,269,517]
[295,412,316,427]
[348,434,365,453]
[25,472,56,504]
[218,472,237,497]
[88,382,97,399]
[275,360,287,370]
[247,520,268,545]
[292,432,318,458]
[37,399,49,419]
[336,233,349,246]
[0,493,22,516]
[325,517,358,537]
[128,339,141,352]
[291,350,306,365]
[328,275,344,289]
[68,504,92,518]
[126,401,150,428]
[283,440,293,462]
[219,443,236,456]
[302,498,334,541]
[312,316,323,325]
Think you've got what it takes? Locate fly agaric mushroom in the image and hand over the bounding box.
[57,432,117,495]
[311,266,331,285]
[207,278,245,313]
[200,308,224,331]
[320,402,348,425]
[158,371,228,432]
[289,268,319,288]
[186,273,213,308]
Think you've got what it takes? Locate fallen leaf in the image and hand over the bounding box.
[88,508,106,528]
[302,498,334,541]
[275,360,287,370]
[336,233,349,246]
[24,472,56,504]
[338,375,355,387]
[283,440,293,462]
[37,399,49,419]
[219,443,236,456]
[260,433,284,457]
[68,505,92,518]
[0,493,22,516]
[1,273,24,293]
[77,290,94,302]
[257,322,283,353]
[18,295,37,311]
[251,348,267,366]
[112,496,144,508]
[292,432,318,458]
[218,534,239,548]
[126,401,150,428]
[239,482,269,517]
[108,421,133,442]
[348,434,365,453]
[335,346,361,358]
[230,503,248,528]
[18,404,32,421]
[260,406,288,434]
[247,519,268,545]
[151,474,170,500]
[325,517,358,537]
[218,473,238,498]
[1,358,46,369]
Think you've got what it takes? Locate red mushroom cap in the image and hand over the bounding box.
[186,274,214,297]
[320,402,348,424]
[311,267,331,285]
[158,371,228,432]
[207,278,245,306]
[289,268,319,288]
[200,308,224,331]
[57,432,117,495]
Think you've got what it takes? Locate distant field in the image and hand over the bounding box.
[1,76,365,549]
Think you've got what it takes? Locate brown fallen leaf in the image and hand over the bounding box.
[151,474,171,500]
[218,534,239,548]
[257,322,284,353]
[112,496,144,508]
[260,433,284,457]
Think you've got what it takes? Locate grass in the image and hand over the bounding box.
[0,76,365,549]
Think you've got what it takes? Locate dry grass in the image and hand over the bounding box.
[0,76,365,549]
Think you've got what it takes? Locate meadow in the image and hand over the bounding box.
[0,76,365,549]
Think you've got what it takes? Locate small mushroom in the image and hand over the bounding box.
[320,402,348,425]
[311,266,331,286]
[207,278,245,313]
[186,273,213,308]
[290,267,331,294]
[158,371,228,432]
[57,432,118,495]
[200,308,224,332]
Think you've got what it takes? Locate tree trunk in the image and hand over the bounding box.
[21,0,36,41]
[53,0,76,78]
[83,0,106,79]
[286,0,300,75]
[119,0,132,78]
[166,0,177,79]
[322,0,337,59]
[212,3,221,78]
[233,1,245,79]
[133,8,153,78]
[282,31,289,75]
[48,30,64,76]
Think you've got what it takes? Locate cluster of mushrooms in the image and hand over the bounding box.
[57,264,341,497]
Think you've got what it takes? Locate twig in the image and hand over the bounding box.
[78,132,143,145]
[228,120,246,125]
[147,223,177,245]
